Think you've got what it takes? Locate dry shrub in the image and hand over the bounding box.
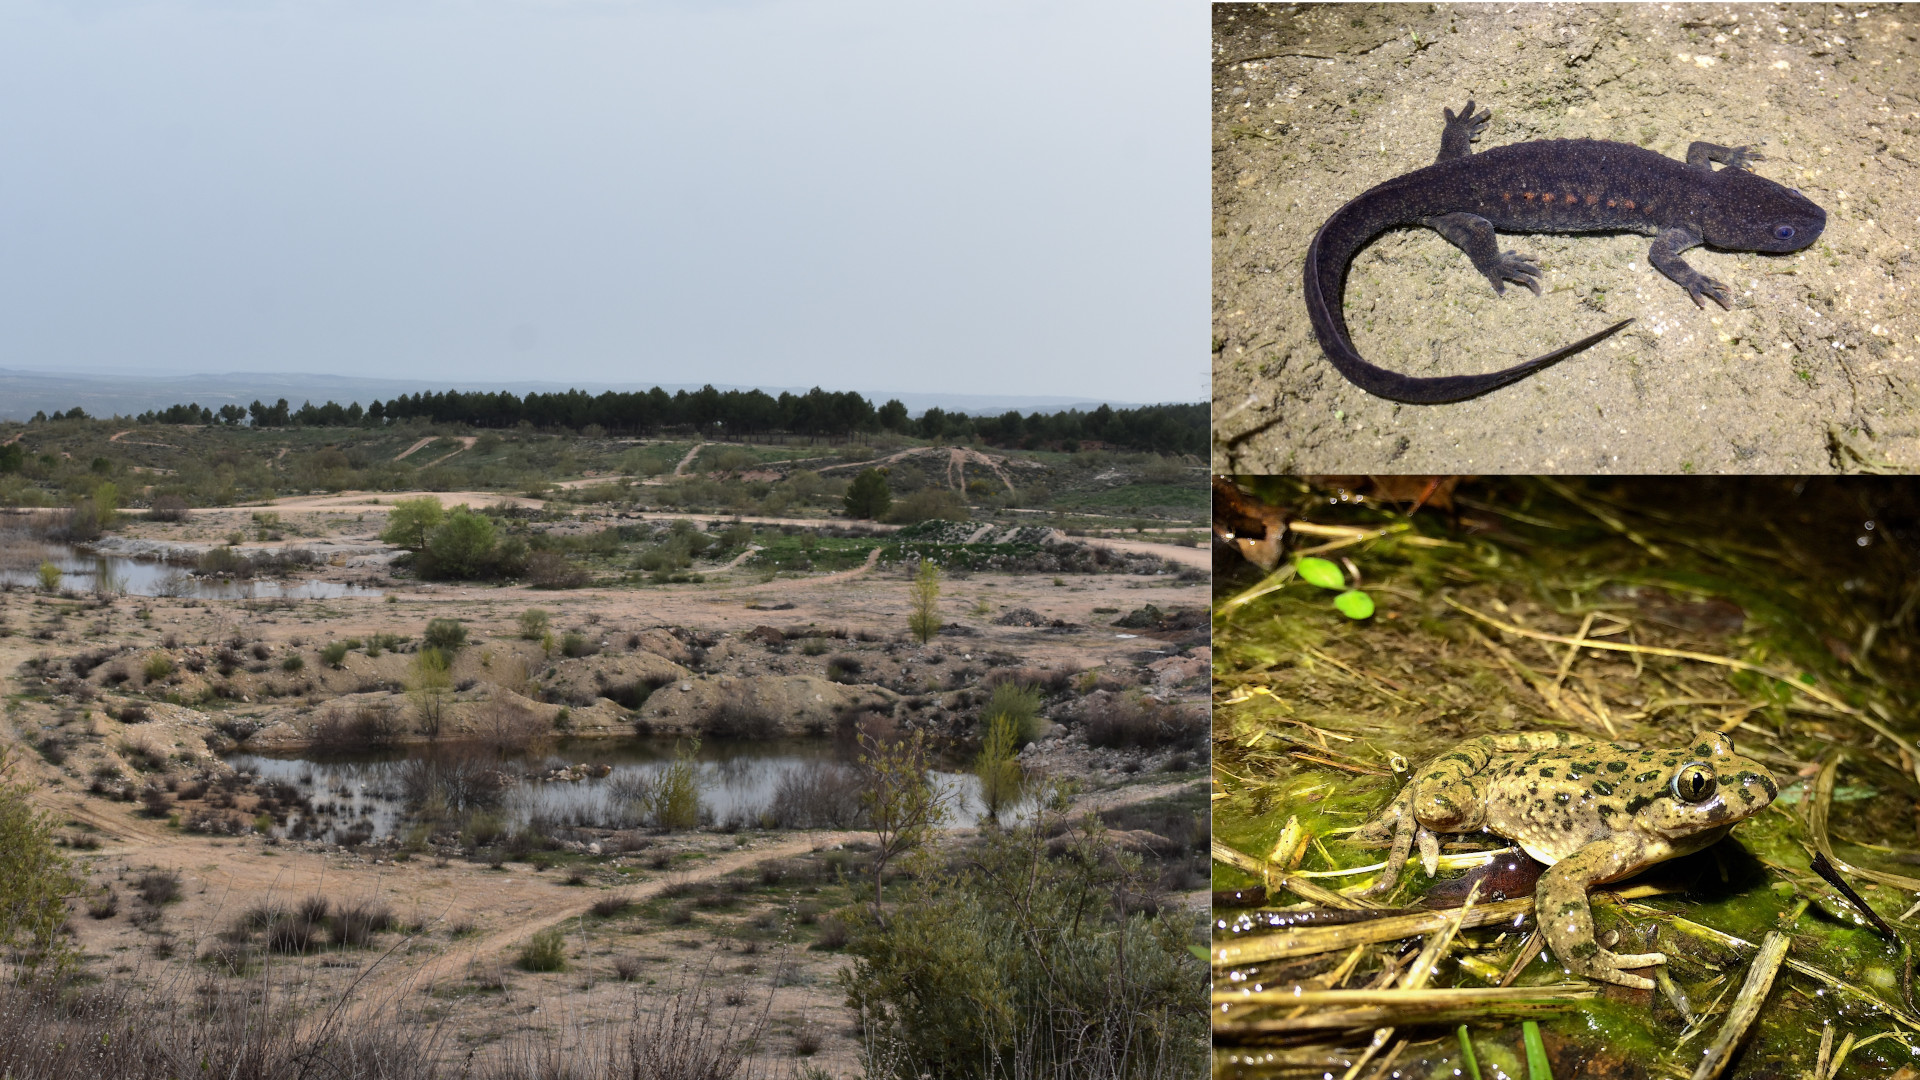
[767,763,864,828]
[332,898,395,947]
[1082,695,1205,751]
[309,702,398,755]
[400,744,513,813]
[985,664,1080,696]
[526,550,589,589]
[135,870,181,906]
[476,697,548,757]
[701,700,777,740]
[834,709,896,755]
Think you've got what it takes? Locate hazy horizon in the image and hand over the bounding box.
[0,2,1202,401]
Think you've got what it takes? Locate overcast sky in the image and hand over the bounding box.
[0,1,1201,404]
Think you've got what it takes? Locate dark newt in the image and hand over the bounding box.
[1304,100,1827,404]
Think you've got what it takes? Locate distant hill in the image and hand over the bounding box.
[0,368,1142,423]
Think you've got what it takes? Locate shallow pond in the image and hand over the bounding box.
[0,540,379,599]
[227,736,1021,844]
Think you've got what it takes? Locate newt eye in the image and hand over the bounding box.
[1774,225,1796,240]
[1672,762,1717,803]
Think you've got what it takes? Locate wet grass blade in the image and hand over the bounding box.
[1522,1020,1552,1080]
[1457,1026,1484,1080]
[1688,931,1789,1080]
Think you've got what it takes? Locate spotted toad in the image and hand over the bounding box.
[1353,731,1778,989]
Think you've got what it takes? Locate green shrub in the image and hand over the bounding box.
[887,487,969,525]
[320,641,350,668]
[280,654,304,673]
[365,632,405,657]
[980,682,1042,747]
[420,509,497,580]
[0,748,88,970]
[35,561,61,592]
[843,468,891,520]
[516,927,567,972]
[518,608,551,640]
[842,810,1205,1077]
[142,653,174,683]
[560,632,597,659]
[423,618,468,651]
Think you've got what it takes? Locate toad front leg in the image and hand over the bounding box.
[1535,839,1666,990]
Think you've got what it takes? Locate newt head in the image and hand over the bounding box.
[1703,167,1826,252]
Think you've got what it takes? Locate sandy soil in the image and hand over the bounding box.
[1213,2,1920,473]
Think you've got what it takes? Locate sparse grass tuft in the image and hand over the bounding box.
[516,927,567,972]
[590,892,634,918]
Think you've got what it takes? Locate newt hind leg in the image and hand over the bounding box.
[1425,212,1543,296]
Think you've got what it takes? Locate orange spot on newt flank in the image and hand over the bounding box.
[1502,192,1512,201]
[1565,193,1577,204]
[1607,199,1617,208]
[1523,192,1536,201]
[1542,193,1555,203]
[1585,194,1599,205]
[1623,199,1636,210]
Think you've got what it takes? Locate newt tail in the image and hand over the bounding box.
[1303,195,1633,402]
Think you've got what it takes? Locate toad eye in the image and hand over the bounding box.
[1774,225,1796,241]
[1671,762,1717,803]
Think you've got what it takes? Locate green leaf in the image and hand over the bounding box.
[1295,557,1346,590]
[1334,590,1375,620]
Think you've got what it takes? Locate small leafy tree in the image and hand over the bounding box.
[518,607,551,640]
[379,496,445,552]
[844,468,891,520]
[857,729,948,921]
[651,738,701,829]
[0,748,87,971]
[35,560,60,592]
[408,648,452,738]
[907,559,941,644]
[975,711,1024,825]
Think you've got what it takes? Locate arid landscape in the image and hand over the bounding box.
[0,415,1210,1078]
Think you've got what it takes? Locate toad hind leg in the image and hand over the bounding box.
[1425,212,1544,296]
[1536,840,1666,990]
